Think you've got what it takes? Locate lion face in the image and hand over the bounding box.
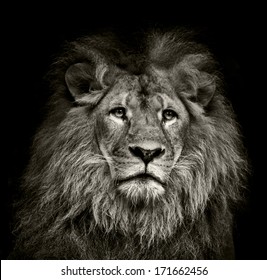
[95,71,189,204]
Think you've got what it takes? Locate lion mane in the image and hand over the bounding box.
[11,29,247,260]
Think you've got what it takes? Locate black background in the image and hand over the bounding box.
[5,4,266,259]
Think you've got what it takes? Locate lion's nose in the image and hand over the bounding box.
[129,146,165,164]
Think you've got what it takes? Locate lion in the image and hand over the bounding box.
[10,29,247,259]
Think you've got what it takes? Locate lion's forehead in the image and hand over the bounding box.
[109,73,178,109]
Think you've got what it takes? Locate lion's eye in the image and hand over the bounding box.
[110,107,126,119]
[162,109,178,121]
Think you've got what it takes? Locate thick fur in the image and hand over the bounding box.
[11,29,247,259]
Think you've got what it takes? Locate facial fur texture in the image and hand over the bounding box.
[11,29,247,260]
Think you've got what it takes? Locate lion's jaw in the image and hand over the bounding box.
[90,168,184,245]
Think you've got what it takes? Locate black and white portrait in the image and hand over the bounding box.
[5,5,266,261]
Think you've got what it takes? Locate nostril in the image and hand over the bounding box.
[129,146,143,158]
[129,146,134,155]
[154,148,165,158]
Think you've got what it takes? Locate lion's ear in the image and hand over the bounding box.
[174,54,216,107]
[190,71,216,107]
[65,62,111,106]
[65,62,104,103]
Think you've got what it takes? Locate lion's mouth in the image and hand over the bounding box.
[118,173,164,186]
[116,173,165,202]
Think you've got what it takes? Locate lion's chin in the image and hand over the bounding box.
[117,177,165,204]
